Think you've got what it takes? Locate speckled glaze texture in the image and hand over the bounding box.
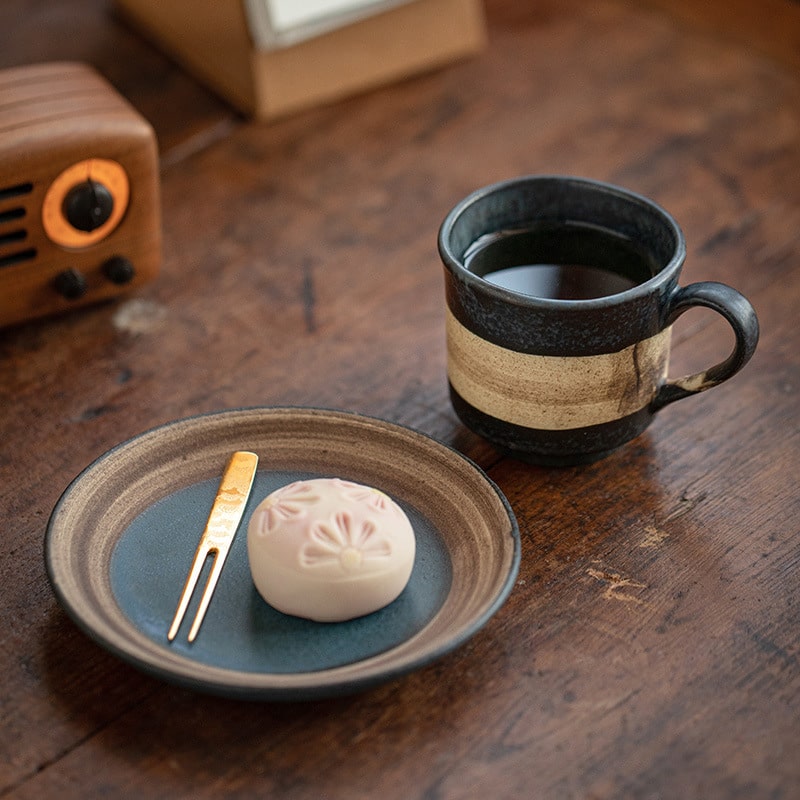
[439,175,759,465]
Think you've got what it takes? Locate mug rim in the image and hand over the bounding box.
[438,174,687,309]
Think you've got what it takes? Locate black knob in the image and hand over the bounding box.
[63,179,114,232]
[103,256,135,285]
[54,268,87,300]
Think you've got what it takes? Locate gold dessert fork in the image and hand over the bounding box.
[167,450,258,643]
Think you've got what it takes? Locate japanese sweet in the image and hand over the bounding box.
[247,478,415,622]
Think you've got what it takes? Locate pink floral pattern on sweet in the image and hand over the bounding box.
[300,510,392,573]
[253,480,320,536]
[332,478,396,513]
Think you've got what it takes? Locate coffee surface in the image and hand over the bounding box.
[464,222,658,300]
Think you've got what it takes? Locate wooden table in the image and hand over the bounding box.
[2,1,798,797]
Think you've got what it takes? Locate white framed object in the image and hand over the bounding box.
[244,0,416,49]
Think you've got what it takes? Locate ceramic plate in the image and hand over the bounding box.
[45,407,520,700]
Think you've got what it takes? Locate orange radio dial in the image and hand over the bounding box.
[41,158,130,249]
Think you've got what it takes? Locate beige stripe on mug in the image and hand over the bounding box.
[446,308,672,430]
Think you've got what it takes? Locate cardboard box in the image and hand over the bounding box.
[114,0,486,119]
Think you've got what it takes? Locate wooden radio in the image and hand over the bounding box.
[0,62,161,328]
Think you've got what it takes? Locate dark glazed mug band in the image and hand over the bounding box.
[652,281,760,410]
[438,175,687,356]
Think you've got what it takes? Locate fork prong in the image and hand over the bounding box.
[187,548,226,642]
[167,544,211,641]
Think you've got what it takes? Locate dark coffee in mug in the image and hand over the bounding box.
[463,222,658,300]
[438,175,759,465]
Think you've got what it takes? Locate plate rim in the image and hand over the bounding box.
[45,406,521,700]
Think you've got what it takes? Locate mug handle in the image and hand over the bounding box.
[651,281,759,411]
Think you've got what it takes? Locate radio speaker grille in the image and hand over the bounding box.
[0,182,37,268]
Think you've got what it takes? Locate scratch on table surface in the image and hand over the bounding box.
[637,484,709,548]
[301,259,317,334]
[112,299,168,334]
[587,563,648,605]
[639,524,670,548]
[665,487,709,522]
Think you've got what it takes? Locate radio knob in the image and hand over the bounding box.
[63,179,114,232]
[53,268,87,300]
[103,256,135,284]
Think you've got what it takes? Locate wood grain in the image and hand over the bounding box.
[0,0,798,797]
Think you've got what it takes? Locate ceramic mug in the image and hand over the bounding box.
[438,175,759,465]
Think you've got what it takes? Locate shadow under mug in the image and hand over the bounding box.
[438,175,759,466]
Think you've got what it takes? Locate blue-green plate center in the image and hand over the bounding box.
[110,471,452,674]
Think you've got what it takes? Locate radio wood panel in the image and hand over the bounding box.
[0,61,161,327]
